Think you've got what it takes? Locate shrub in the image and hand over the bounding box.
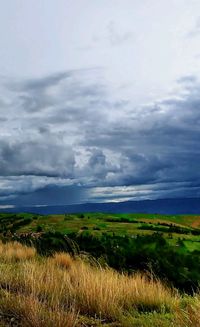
[36,225,43,232]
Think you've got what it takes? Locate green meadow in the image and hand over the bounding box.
[5,211,200,252]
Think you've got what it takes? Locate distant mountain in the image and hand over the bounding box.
[0,197,200,215]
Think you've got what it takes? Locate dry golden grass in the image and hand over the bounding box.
[66,260,178,318]
[0,241,36,262]
[174,295,200,327]
[52,252,74,269]
[0,290,77,327]
[0,241,199,326]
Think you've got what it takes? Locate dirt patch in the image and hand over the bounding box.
[191,217,200,228]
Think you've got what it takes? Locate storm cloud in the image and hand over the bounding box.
[0,69,200,204]
[1,0,200,204]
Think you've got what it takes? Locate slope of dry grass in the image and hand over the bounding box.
[0,241,198,326]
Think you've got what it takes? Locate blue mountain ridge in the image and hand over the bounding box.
[0,197,200,215]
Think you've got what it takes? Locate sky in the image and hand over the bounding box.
[0,0,200,206]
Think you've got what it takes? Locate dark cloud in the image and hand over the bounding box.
[0,70,200,204]
[0,140,75,177]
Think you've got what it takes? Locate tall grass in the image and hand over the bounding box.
[0,241,199,326]
[0,241,36,261]
[0,290,77,327]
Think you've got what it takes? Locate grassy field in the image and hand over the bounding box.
[1,211,200,294]
[2,211,200,252]
[0,240,200,326]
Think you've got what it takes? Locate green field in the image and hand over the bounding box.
[2,211,199,251]
[0,211,200,257]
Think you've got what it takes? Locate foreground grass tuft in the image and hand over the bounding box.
[52,252,74,269]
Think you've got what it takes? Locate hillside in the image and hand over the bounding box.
[0,241,200,327]
[1,211,200,294]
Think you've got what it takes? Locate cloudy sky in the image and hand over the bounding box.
[0,0,200,206]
